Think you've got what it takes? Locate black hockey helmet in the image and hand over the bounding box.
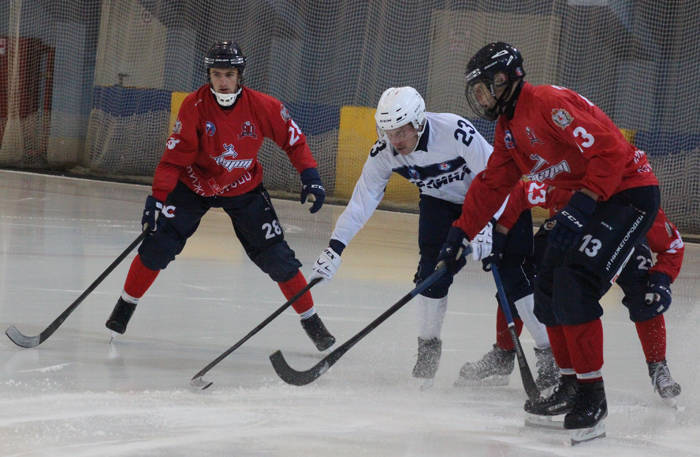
[465,42,525,120]
[204,41,247,75]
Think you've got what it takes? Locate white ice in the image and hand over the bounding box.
[1,170,699,457]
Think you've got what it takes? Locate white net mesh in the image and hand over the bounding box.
[1,0,698,234]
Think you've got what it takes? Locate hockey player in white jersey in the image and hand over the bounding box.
[310,87,556,387]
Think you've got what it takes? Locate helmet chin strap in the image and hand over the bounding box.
[210,87,241,107]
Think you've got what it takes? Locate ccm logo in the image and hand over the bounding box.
[560,210,583,228]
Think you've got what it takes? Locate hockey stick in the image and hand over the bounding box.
[269,262,452,386]
[5,230,148,348]
[190,277,322,390]
[491,264,539,401]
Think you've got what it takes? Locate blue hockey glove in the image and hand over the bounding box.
[142,195,163,231]
[548,191,596,251]
[437,226,472,275]
[300,168,326,213]
[644,272,672,312]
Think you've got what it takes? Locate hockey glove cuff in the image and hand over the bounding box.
[310,246,342,282]
[549,191,596,251]
[142,195,164,231]
[644,272,672,312]
[300,168,326,213]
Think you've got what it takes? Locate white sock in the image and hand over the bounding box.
[513,294,549,349]
[299,307,316,320]
[416,295,447,340]
[120,290,139,304]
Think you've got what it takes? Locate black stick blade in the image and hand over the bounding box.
[269,350,330,386]
[5,325,41,348]
[190,376,213,390]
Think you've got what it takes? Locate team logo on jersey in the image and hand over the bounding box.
[408,167,420,180]
[529,154,548,174]
[527,159,571,181]
[551,109,573,129]
[525,127,543,145]
[212,144,253,171]
[173,119,182,134]
[504,130,516,149]
[439,162,451,171]
[166,137,180,150]
[280,105,291,122]
[206,121,216,136]
[239,120,257,139]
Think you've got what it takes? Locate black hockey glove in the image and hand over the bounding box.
[142,195,163,231]
[300,168,326,213]
[437,226,471,275]
[548,191,596,252]
[644,272,672,312]
[482,230,507,272]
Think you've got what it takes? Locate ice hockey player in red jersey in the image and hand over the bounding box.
[498,181,683,403]
[105,41,335,351]
[437,42,660,443]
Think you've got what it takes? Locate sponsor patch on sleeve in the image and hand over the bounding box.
[551,108,573,129]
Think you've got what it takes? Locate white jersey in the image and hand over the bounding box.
[331,112,494,246]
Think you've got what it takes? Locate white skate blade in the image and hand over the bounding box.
[454,374,509,388]
[418,378,434,391]
[570,421,606,445]
[524,413,564,429]
[662,396,685,411]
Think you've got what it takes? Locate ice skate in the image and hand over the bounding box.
[105,298,137,335]
[565,380,607,445]
[648,360,681,406]
[523,374,577,429]
[412,337,442,389]
[454,344,514,387]
[534,346,559,391]
[301,313,336,351]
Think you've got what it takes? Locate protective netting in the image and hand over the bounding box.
[1,0,698,234]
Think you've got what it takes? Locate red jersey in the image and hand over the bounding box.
[151,85,317,201]
[500,181,684,281]
[454,82,658,239]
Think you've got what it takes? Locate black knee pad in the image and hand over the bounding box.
[414,260,452,298]
[138,228,186,270]
[253,241,302,283]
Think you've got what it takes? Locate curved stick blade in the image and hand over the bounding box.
[269,350,330,386]
[5,325,41,348]
[190,376,213,390]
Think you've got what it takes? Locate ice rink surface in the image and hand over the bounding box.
[1,170,699,457]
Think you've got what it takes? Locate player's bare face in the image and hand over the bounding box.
[209,69,240,93]
[385,124,419,155]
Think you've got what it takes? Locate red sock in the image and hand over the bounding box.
[496,306,523,351]
[123,254,159,300]
[547,325,573,370]
[635,314,667,363]
[278,270,313,315]
[562,319,604,383]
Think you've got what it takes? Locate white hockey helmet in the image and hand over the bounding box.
[374,87,426,133]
